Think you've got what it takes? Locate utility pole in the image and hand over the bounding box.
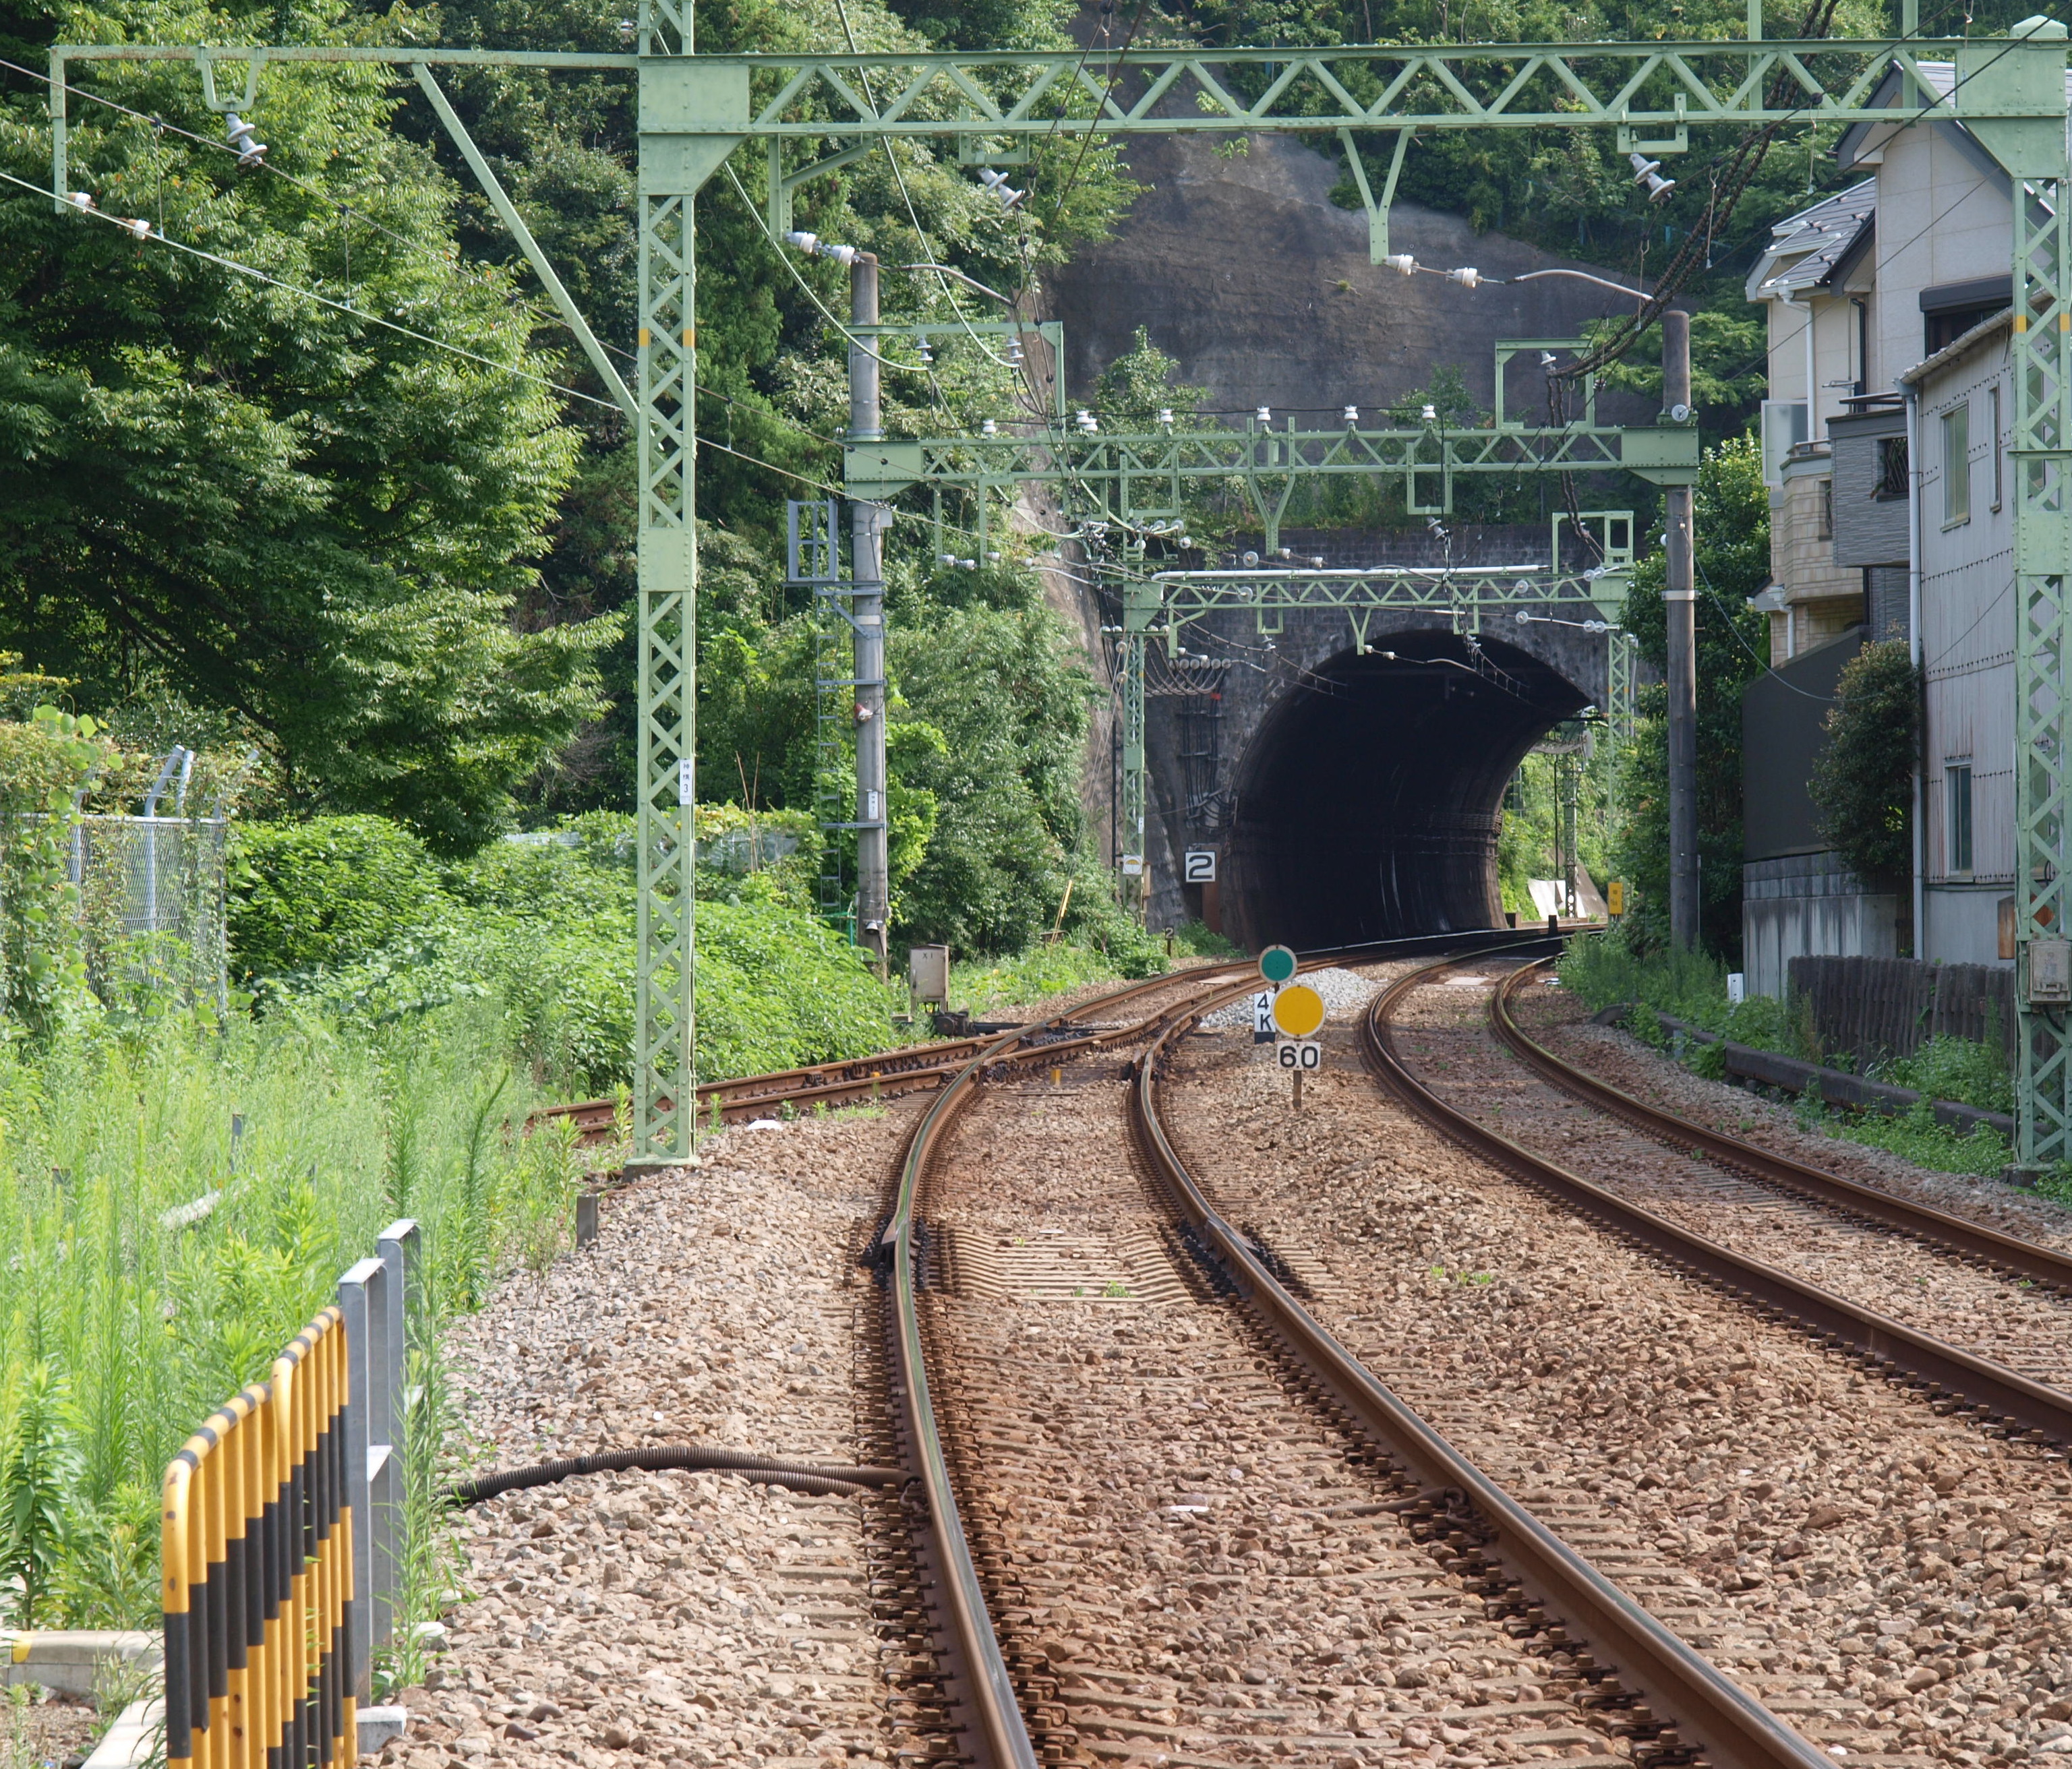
[849,253,891,978]
[1663,309,1700,951]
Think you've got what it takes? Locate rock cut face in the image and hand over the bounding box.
[1047,131,1660,421]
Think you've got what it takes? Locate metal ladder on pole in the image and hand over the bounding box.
[789,500,858,942]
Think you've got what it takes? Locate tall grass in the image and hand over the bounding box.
[0,1000,591,1644]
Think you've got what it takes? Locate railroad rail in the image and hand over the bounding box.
[1489,959,2072,1290]
[1128,947,1834,1769]
[880,961,1257,1769]
[541,930,1599,1145]
[875,928,1579,1768]
[1363,956,2072,1447]
[540,1033,1000,1143]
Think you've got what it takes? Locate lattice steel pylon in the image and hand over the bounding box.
[44,18,2072,1162]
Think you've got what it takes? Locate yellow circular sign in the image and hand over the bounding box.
[1270,983,1326,1038]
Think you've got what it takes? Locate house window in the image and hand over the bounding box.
[1874,435,1909,500]
[1990,384,2004,512]
[1947,762,1974,874]
[1943,402,1970,526]
[1817,479,1834,539]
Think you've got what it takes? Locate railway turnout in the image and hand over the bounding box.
[428,937,2072,1769]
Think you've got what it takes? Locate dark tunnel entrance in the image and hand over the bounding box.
[1221,630,1591,952]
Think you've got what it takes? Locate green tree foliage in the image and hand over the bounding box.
[228,816,452,975]
[0,0,618,851]
[227,813,904,1089]
[1096,325,1213,428]
[1614,433,1769,959]
[0,708,106,1038]
[889,595,1097,952]
[400,0,1139,822]
[1810,638,1920,884]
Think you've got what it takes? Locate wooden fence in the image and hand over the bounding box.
[1786,955,2014,1070]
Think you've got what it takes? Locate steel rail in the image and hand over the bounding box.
[881,960,1256,1769]
[541,1037,999,1142]
[1128,947,1834,1769]
[540,926,1595,1144]
[1491,959,2072,1292]
[876,929,1564,1766]
[1365,958,2072,1447]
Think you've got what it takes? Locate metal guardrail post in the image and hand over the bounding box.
[372,1220,419,1658]
[336,1257,384,1705]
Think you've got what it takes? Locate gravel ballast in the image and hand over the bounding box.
[1164,980,2072,1769]
[392,1106,942,1769]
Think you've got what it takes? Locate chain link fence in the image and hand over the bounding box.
[69,813,230,1011]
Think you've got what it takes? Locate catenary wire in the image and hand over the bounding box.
[9,167,621,407]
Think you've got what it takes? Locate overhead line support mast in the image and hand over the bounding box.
[45,18,2072,1165]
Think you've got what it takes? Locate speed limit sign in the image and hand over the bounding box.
[1276,1040,1322,1071]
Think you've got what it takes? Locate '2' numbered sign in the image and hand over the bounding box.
[1277,1040,1322,1071]
[1183,849,1217,884]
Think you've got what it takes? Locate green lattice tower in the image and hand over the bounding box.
[632,157,695,1168]
[45,24,2072,1160]
[813,605,858,938]
[1973,20,2072,1166]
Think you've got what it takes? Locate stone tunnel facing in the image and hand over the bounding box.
[1218,631,1591,952]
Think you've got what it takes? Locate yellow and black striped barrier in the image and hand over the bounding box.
[162,1305,356,1769]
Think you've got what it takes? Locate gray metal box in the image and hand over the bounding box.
[909,944,951,1005]
[2030,938,2071,1005]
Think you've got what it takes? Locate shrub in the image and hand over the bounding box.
[229,817,450,976]
[1810,639,1921,886]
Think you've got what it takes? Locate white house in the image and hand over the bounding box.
[1739,57,2055,992]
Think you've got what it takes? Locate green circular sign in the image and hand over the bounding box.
[1258,944,1299,986]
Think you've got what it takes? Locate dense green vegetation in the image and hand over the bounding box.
[0,998,587,1636]
[1609,436,1771,961]
[1811,638,1922,889]
[229,811,906,1092]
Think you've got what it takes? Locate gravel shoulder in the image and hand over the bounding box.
[390,1104,936,1769]
[1405,970,2072,1391]
[1512,984,2072,1253]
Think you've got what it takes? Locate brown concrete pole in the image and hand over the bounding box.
[1663,309,1700,951]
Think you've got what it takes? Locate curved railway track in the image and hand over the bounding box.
[1129,950,2072,1768]
[868,932,1928,1769]
[540,930,1597,1145]
[1363,959,2072,1440]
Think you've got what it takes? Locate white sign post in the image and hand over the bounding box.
[1184,849,1217,884]
[1251,991,1274,1044]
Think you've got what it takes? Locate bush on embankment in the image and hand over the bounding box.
[230,812,903,1096]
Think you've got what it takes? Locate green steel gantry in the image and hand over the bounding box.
[46,16,2072,1166]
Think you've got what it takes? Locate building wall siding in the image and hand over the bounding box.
[1866,122,2008,384]
[1918,336,2015,949]
[1828,413,1910,567]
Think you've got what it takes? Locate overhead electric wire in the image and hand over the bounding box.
[7,167,621,408]
[7,53,458,268]
[1559,0,2063,379]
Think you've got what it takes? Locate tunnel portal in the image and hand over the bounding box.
[1218,630,1591,952]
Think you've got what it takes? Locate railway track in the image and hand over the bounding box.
[870,933,1953,1769]
[539,930,1597,1147]
[539,1033,1004,1143]
[1229,953,2072,1768]
[1371,959,2072,1437]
